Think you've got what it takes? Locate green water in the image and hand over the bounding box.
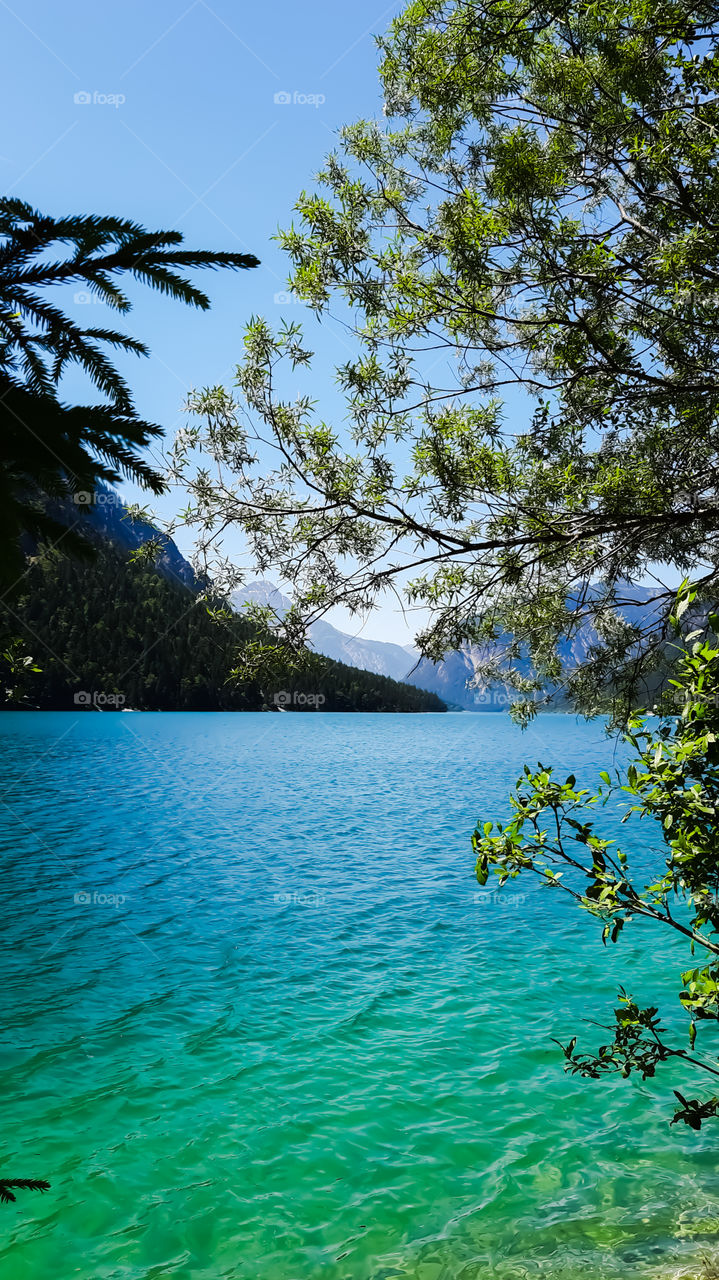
[1,711,717,1278]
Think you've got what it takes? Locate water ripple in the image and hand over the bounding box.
[0,711,717,1279]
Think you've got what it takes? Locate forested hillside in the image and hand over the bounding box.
[4,545,446,713]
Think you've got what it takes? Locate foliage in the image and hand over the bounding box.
[0,198,258,589]
[472,587,719,1127]
[166,0,719,721]
[1,542,446,714]
[1,637,41,706]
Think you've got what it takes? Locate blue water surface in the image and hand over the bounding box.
[0,711,716,1279]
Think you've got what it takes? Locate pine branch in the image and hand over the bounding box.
[0,198,258,576]
[0,1178,50,1205]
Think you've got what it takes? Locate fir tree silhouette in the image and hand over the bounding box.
[0,1178,50,1205]
[0,197,259,585]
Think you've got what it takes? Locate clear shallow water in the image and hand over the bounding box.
[1,710,718,1280]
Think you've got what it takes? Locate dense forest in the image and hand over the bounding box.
[3,544,446,714]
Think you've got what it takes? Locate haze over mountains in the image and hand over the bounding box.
[231,581,420,684]
[232,579,666,711]
[231,580,512,710]
[70,495,667,713]
[15,494,445,715]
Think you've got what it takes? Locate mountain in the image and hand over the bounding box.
[23,484,200,591]
[69,488,198,590]
[232,581,421,684]
[6,502,446,714]
[32,508,667,714]
[232,580,674,712]
[404,646,504,711]
[403,587,666,710]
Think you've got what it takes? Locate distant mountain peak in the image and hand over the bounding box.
[234,580,290,612]
[231,581,423,686]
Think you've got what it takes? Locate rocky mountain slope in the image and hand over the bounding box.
[232,581,421,685]
[233,580,671,711]
[9,496,445,713]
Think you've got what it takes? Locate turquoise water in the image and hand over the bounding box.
[1,711,718,1279]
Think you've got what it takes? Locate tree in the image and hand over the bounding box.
[473,587,719,1129]
[3,538,445,712]
[0,198,259,588]
[156,0,719,1133]
[0,205,258,1211]
[167,0,719,720]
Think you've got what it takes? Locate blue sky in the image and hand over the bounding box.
[3,0,436,638]
[3,0,675,643]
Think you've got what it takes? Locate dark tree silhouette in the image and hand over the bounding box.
[0,1178,50,1205]
[0,197,259,586]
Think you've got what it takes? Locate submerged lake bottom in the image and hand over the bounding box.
[1,710,718,1279]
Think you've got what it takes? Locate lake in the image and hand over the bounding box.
[1,710,717,1279]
